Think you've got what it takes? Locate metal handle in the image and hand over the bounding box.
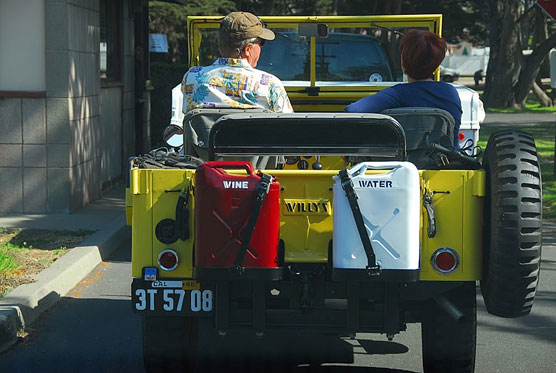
[349,161,406,176]
[203,161,255,175]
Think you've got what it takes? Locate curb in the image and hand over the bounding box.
[0,219,131,353]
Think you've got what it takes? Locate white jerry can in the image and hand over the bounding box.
[333,162,420,271]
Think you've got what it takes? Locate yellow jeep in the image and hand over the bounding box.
[127,14,542,373]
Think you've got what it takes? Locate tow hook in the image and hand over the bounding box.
[288,265,325,309]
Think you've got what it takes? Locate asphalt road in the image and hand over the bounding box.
[1,235,555,373]
[482,112,555,127]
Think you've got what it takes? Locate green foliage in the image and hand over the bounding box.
[487,103,556,113]
[150,61,189,147]
[149,1,236,64]
[404,0,488,44]
[0,245,19,275]
[148,0,491,66]
[332,0,488,44]
[541,162,556,219]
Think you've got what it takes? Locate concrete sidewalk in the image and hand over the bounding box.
[0,183,130,352]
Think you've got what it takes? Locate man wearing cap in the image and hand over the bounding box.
[181,11,293,113]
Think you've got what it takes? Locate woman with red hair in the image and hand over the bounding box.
[345,29,462,147]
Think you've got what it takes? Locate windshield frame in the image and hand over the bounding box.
[187,15,443,89]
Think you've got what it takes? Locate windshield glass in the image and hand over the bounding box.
[193,24,429,84]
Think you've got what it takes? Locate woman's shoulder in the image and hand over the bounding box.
[431,80,459,92]
[411,80,460,96]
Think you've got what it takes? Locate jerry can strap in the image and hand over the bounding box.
[175,186,191,241]
[232,173,273,272]
[338,170,381,276]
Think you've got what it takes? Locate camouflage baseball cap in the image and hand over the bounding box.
[220,11,275,41]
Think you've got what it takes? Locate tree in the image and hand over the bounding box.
[149,0,235,64]
[482,1,556,109]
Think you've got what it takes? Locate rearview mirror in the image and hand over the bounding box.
[298,23,328,38]
[163,125,184,148]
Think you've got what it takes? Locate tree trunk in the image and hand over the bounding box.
[513,7,556,107]
[532,81,553,107]
[532,6,551,80]
[483,2,556,108]
[513,32,556,106]
[483,0,522,109]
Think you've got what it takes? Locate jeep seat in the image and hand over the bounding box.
[183,108,274,169]
[381,107,455,169]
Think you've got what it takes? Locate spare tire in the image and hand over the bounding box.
[481,130,542,317]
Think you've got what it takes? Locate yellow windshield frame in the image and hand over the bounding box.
[187,14,443,86]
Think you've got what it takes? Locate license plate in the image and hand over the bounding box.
[132,280,213,314]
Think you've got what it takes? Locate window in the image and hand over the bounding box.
[100,0,122,81]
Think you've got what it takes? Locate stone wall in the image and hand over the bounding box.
[0,98,47,213]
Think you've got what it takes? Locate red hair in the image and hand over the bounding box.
[400,29,447,80]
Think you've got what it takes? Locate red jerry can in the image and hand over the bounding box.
[195,161,280,268]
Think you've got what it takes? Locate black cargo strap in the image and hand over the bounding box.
[338,170,381,276]
[233,173,273,272]
[175,185,191,241]
[132,148,203,169]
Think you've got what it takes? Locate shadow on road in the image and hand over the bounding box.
[193,327,416,373]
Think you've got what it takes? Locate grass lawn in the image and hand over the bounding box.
[473,86,556,113]
[478,124,556,219]
[486,102,556,113]
[0,228,94,296]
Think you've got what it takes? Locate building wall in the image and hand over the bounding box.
[0,98,47,213]
[0,0,136,214]
[0,0,46,91]
[0,0,47,213]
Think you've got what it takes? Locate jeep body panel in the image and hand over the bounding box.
[130,167,484,281]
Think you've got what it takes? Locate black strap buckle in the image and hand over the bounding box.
[233,172,273,269]
[366,265,382,277]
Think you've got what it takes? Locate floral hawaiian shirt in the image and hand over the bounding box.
[181,58,293,113]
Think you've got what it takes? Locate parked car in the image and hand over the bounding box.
[440,64,460,82]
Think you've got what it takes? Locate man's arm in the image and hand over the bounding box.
[181,70,195,114]
[268,79,294,113]
[344,88,398,113]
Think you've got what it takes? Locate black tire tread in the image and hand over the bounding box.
[481,130,542,318]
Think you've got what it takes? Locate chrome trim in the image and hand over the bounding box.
[430,247,459,274]
[158,249,179,271]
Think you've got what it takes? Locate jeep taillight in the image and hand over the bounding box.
[431,248,459,274]
[158,249,178,271]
